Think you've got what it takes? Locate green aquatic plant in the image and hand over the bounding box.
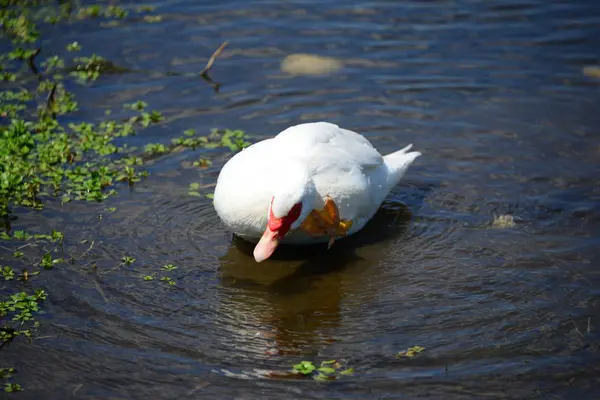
[40,252,63,270]
[142,267,176,285]
[1,290,47,347]
[188,182,202,197]
[193,158,212,168]
[144,143,168,154]
[0,229,64,243]
[0,368,22,392]
[396,345,425,358]
[4,383,22,393]
[66,41,81,52]
[0,3,248,391]
[160,276,176,286]
[0,1,176,216]
[291,360,354,381]
[187,182,214,199]
[172,128,251,151]
[121,256,136,266]
[292,361,316,375]
[2,266,15,281]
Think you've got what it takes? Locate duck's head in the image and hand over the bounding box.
[253,163,314,262]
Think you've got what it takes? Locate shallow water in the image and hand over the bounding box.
[3,0,600,398]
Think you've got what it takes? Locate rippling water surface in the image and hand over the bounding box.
[3,0,600,398]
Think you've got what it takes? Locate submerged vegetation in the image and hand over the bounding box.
[0,1,249,392]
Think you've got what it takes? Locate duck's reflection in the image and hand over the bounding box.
[214,202,413,357]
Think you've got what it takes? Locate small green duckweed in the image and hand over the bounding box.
[193,158,212,168]
[397,345,426,358]
[141,264,178,286]
[121,256,136,266]
[1,368,22,392]
[188,182,216,199]
[40,252,63,270]
[160,276,176,286]
[188,182,202,197]
[2,267,15,281]
[292,360,354,381]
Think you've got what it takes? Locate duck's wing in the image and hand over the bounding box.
[275,122,384,171]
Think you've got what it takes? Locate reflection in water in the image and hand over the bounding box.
[216,203,413,357]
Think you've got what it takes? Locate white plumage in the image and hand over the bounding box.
[213,122,421,260]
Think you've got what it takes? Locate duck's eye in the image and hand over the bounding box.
[286,202,302,222]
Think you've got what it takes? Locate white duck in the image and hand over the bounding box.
[213,122,421,262]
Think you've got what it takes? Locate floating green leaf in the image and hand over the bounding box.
[67,41,82,52]
[397,345,426,358]
[4,383,22,392]
[160,276,176,286]
[292,361,316,375]
[122,256,135,265]
[317,366,336,374]
[2,266,15,281]
[40,253,53,269]
[291,359,354,381]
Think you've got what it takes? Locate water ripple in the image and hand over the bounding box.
[3,0,600,398]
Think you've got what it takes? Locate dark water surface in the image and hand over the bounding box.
[3,0,600,398]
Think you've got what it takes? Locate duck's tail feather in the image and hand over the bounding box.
[383,144,421,189]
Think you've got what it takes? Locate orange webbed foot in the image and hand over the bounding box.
[299,195,353,249]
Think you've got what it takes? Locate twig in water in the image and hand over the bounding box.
[73,384,83,395]
[200,72,221,93]
[79,239,95,258]
[199,41,229,76]
[94,280,109,304]
[27,48,41,77]
[34,335,57,340]
[588,317,591,334]
[46,83,58,118]
[570,316,584,337]
[81,260,97,269]
[16,242,34,250]
[187,382,210,396]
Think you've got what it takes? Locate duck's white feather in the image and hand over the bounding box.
[213,122,421,244]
